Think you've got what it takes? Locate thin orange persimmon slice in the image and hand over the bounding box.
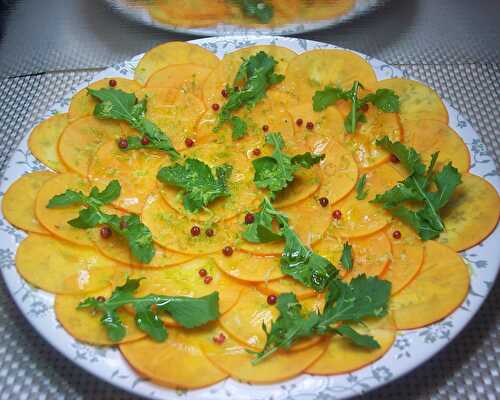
[135,41,219,85]
[16,233,123,295]
[58,116,122,177]
[391,241,469,329]
[202,328,327,384]
[142,193,240,255]
[88,140,165,214]
[438,173,500,251]
[28,113,69,172]
[306,314,396,375]
[2,171,55,235]
[381,221,424,295]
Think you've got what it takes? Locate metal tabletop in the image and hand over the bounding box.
[0,0,499,399]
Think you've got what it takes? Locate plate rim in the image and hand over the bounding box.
[0,35,499,400]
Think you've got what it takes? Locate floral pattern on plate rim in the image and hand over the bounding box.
[0,36,498,400]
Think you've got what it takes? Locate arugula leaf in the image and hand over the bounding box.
[232,0,273,23]
[253,274,391,363]
[47,181,155,263]
[317,275,391,330]
[253,133,324,200]
[340,243,353,271]
[78,278,219,342]
[241,198,335,291]
[334,324,380,349]
[363,89,400,113]
[312,82,400,133]
[242,198,287,243]
[281,226,339,292]
[157,158,233,213]
[250,293,322,364]
[355,174,368,200]
[215,52,284,139]
[229,116,248,140]
[372,137,462,240]
[312,86,349,112]
[88,88,179,159]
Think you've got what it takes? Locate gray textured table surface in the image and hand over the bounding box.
[0,0,499,399]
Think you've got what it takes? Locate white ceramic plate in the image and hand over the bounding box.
[104,0,385,36]
[0,36,499,400]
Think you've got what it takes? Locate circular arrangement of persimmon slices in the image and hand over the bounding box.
[2,41,498,390]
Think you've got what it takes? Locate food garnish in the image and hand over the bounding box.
[371,136,462,240]
[215,51,284,139]
[251,274,391,363]
[313,81,400,133]
[157,158,233,213]
[242,198,336,291]
[355,173,368,200]
[340,242,353,271]
[78,278,219,342]
[88,88,180,159]
[47,180,155,263]
[253,133,324,200]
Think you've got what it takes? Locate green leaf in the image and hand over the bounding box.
[157,158,233,213]
[89,180,121,205]
[216,51,284,139]
[78,278,219,342]
[47,182,155,263]
[375,136,426,176]
[312,82,400,134]
[108,214,155,264]
[253,133,323,200]
[312,86,349,112]
[363,89,400,113]
[334,324,380,349]
[372,137,462,240]
[233,0,273,23]
[68,207,104,229]
[242,198,287,243]
[355,174,368,200]
[340,242,353,271]
[229,116,247,140]
[250,293,322,364]
[251,274,391,363]
[88,88,140,122]
[46,189,85,208]
[88,88,179,159]
[318,275,391,332]
[156,292,220,329]
[291,152,325,168]
[281,226,339,292]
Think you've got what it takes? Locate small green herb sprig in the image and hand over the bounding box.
[157,158,233,213]
[313,81,400,133]
[47,180,155,263]
[88,88,179,159]
[371,136,462,240]
[215,51,284,139]
[79,278,219,342]
[253,133,324,200]
[251,274,391,363]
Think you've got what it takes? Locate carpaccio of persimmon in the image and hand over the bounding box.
[2,41,499,390]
